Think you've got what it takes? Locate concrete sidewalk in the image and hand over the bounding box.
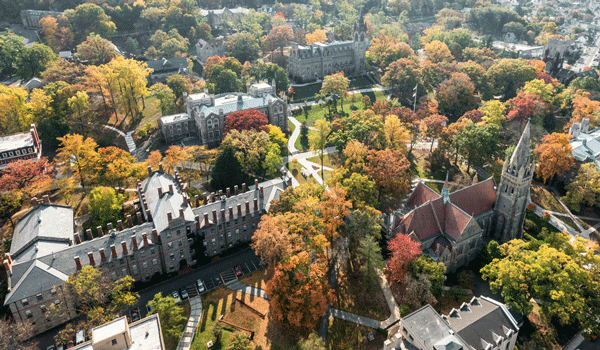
[225,281,269,299]
[176,296,203,350]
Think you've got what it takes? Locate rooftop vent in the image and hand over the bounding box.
[109,229,117,238]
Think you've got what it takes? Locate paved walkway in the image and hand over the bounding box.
[378,270,401,329]
[103,125,137,153]
[225,281,269,299]
[327,308,381,329]
[176,296,203,350]
[531,203,589,239]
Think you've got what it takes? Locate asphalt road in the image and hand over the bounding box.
[34,248,262,349]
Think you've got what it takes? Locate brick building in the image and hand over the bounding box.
[0,124,42,170]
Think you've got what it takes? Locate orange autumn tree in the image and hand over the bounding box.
[366,149,411,202]
[319,186,352,242]
[265,251,335,330]
[534,133,575,183]
[571,95,600,127]
[251,214,303,266]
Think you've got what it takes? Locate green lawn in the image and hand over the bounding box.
[301,91,387,127]
[191,288,236,350]
[138,96,162,130]
[306,153,340,169]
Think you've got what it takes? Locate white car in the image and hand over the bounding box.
[171,291,182,304]
[197,279,205,293]
[180,289,189,299]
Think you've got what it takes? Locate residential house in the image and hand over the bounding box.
[146,57,189,84]
[195,37,226,65]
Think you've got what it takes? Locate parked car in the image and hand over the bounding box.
[57,344,64,350]
[146,303,154,314]
[46,345,56,350]
[197,279,205,293]
[171,291,182,304]
[180,288,189,299]
[75,330,84,345]
[233,265,243,277]
[130,308,140,322]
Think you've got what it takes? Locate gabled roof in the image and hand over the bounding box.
[407,182,440,208]
[402,304,471,350]
[5,260,69,304]
[10,203,74,261]
[146,57,188,74]
[194,93,281,117]
[448,177,496,217]
[140,171,195,233]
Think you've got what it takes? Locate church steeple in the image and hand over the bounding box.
[493,119,533,242]
[442,172,450,204]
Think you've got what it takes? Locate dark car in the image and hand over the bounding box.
[130,308,140,322]
[233,265,243,277]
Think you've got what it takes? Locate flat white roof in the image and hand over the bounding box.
[128,314,164,350]
[160,113,191,124]
[93,316,127,343]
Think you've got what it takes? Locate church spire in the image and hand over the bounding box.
[442,172,450,204]
[508,119,531,172]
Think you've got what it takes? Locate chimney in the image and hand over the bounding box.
[31,197,38,206]
[3,259,11,275]
[136,212,142,225]
[229,206,233,219]
[86,229,93,241]
[132,235,139,251]
[167,212,172,221]
[159,163,163,172]
[212,210,217,223]
[234,185,238,195]
[288,177,293,187]
[74,256,82,270]
[169,184,173,194]
[242,183,246,192]
[42,195,50,204]
[152,229,159,244]
[195,215,200,229]
[218,190,223,198]
[121,241,128,255]
[237,203,242,216]
[195,195,200,207]
[254,198,258,211]
[210,193,215,202]
[255,179,258,188]
[146,209,152,222]
[99,248,107,262]
[111,245,117,258]
[4,253,12,265]
[204,213,209,226]
[221,209,226,222]
[182,195,187,207]
[147,165,152,176]
[118,220,124,231]
[226,187,231,197]
[259,186,264,198]
[97,226,104,237]
[179,208,184,218]
[142,233,149,248]
[158,187,163,196]
[107,223,113,231]
[74,233,81,244]
[245,201,250,214]
[88,252,95,266]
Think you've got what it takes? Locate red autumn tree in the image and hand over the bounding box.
[458,109,483,123]
[506,92,548,129]
[223,108,269,136]
[419,114,449,153]
[0,157,54,197]
[387,233,422,282]
[265,251,335,330]
[436,72,480,120]
[534,133,575,183]
[366,149,410,202]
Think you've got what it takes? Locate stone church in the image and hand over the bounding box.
[390,121,533,272]
[287,11,369,83]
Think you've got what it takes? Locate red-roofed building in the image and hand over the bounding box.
[390,121,533,272]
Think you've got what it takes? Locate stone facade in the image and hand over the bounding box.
[390,121,532,272]
[20,10,63,28]
[160,82,288,147]
[195,37,226,65]
[288,12,369,82]
[198,7,249,29]
[0,124,42,170]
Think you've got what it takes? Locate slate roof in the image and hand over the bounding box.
[571,127,600,164]
[195,93,280,117]
[5,222,155,305]
[146,58,189,74]
[191,178,288,226]
[402,304,470,350]
[444,297,520,350]
[140,171,195,233]
[10,203,74,261]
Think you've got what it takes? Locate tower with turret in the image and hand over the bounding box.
[353,8,368,73]
[494,120,533,242]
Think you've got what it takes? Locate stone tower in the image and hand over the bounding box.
[353,8,368,73]
[494,120,533,242]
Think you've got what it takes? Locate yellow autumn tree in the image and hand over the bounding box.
[305,29,327,45]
